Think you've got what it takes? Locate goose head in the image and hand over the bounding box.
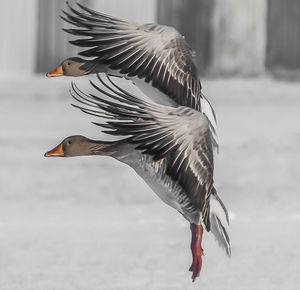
[46,57,87,77]
[44,135,96,157]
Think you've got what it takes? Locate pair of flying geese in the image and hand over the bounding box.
[45,3,231,282]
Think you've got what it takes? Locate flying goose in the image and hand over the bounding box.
[45,75,231,281]
[46,2,218,145]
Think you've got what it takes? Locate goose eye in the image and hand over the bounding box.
[67,140,72,145]
[67,62,71,66]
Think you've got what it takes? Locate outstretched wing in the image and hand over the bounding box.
[62,2,203,111]
[70,75,215,229]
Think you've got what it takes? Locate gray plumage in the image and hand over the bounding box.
[61,2,218,146]
[70,75,230,253]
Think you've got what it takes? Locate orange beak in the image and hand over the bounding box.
[44,143,65,157]
[46,65,64,77]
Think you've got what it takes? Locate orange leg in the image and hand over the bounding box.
[189,223,204,282]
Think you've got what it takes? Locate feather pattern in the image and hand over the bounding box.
[70,75,216,229]
[209,190,231,256]
[61,3,217,122]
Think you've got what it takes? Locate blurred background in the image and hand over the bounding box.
[1,0,300,77]
[0,0,299,289]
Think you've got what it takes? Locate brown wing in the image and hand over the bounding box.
[70,75,215,229]
[62,3,202,110]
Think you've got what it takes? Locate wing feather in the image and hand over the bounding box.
[70,75,215,229]
[62,3,206,112]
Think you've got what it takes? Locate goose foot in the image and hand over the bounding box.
[189,223,204,282]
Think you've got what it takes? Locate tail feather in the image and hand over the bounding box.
[209,192,231,257]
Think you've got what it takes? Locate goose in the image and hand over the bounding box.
[45,75,231,281]
[46,2,218,145]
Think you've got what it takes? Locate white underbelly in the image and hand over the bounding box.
[130,76,178,107]
[106,68,177,107]
[133,159,182,212]
[115,146,201,224]
[117,150,182,212]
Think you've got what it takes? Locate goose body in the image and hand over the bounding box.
[45,3,230,282]
[45,76,230,281]
[47,3,218,145]
[117,143,229,233]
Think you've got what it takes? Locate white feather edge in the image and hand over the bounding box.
[200,96,219,150]
[209,194,231,257]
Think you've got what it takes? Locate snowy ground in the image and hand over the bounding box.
[0,75,300,290]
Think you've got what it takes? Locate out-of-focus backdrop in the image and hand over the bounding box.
[0,1,300,289]
[2,0,300,76]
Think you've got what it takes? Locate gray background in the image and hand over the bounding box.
[0,0,299,289]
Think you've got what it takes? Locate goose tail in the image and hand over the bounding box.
[209,189,231,257]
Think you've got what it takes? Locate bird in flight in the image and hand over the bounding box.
[47,2,218,144]
[45,3,230,282]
